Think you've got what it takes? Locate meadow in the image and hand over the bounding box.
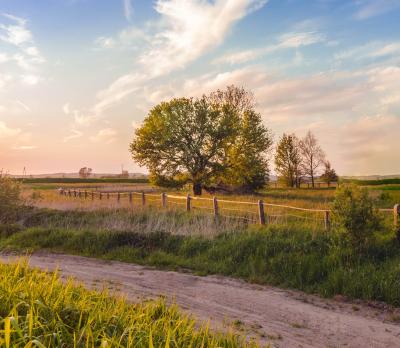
[1,181,400,306]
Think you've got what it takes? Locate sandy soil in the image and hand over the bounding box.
[2,252,400,348]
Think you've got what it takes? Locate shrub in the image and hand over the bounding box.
[0,174,22,223]
[332,185,382,249]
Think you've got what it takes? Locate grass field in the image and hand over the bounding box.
[1,181,400,308]
[0,260,254,347]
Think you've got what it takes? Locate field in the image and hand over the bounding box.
[2,180,400,346]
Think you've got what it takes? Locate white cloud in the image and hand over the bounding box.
[0,121,21,138]
[123,0,134,20]
[335,41,400,62]
[0,74,12,88]
[0,14,32,46]
[12,145,37,150]
[94,36,116,49]
[63,103,70,115]
[90,128,117,144]
[354,0,400,20]
[139,0,269,75]
[64,129,83,143]
[0,14,45,88]
[214,30,325,65]
[20,74,40,85]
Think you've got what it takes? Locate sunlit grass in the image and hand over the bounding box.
[0,259,257,347]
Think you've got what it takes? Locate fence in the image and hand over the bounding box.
[58,189,400,232]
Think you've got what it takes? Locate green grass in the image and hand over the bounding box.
[343,178,400,186]
[0,260,255,347]
[2,207,400,306]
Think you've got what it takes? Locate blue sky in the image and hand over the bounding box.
[0,0,400,175]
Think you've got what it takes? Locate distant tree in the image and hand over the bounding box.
[320,161,338,187]
[78,167,92,179]
[299,131,325,188]
[274,134,302,188]
[130,97,237,196]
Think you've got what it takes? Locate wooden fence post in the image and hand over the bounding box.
[213,197,219,220]
[74,190,77,197]
[186,194,191,212]
[324,211,331,231]
[129,192,133,204]
[84,190,87,199]
[161,193,167,208]
[141,192,146,206]
[258,200,265,225]
[68,190,71,197]
[394,204,399,229]
[117,192,120,203]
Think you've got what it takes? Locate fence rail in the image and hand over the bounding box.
[58,189,400,231]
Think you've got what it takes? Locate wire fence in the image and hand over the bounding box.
[58,189,400,231]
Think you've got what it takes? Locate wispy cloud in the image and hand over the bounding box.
[139,0,269,76]
[90,128,117,144]
[354,0,400,20]
[85,0,268,124]
[12,145,37,150]
[64,129,83,143]
[0,13,45,89]
[0,121,21,138]
[123,0,134,20]
[214,30,325,65]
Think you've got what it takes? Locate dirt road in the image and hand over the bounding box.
[2,253,400,348]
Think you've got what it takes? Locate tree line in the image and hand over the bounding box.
[130,85,337,195]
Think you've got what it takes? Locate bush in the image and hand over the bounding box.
[0,174,22,223]
[332,185,382,249]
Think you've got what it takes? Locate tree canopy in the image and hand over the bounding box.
[130,86,273,195]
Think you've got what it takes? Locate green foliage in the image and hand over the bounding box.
[332,185,383,248]
[274,134,302,188]
[130,97,236,195]
[320,161,338,186]
[0,174,22,223]
[0,260,252,347]
[221,110,273,191]
[343,178,400,186]
[130,86,273,195]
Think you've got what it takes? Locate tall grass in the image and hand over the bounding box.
[2,219,400,305]
[0,260,256,347]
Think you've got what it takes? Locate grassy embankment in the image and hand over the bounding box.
[1,203,400,306]
[0,260,254,347]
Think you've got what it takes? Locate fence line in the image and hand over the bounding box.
[58,188,399,231]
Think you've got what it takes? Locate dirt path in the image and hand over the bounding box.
[2,253,400,348]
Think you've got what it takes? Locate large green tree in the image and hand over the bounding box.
[130,86,273,195]
[274,133,302,188]
[130,97,237,195]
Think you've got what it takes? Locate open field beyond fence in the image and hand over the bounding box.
[58,188,400,232]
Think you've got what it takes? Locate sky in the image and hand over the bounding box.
[0,0,399,176]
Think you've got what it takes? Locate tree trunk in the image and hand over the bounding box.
[193,182,202,196]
